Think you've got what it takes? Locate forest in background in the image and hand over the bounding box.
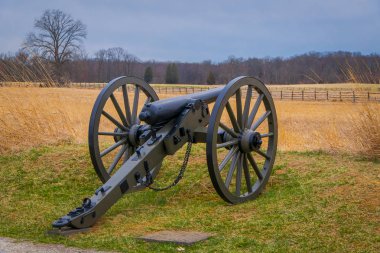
[1,50,379,85]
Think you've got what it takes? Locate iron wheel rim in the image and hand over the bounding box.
[206,76,278,203]
[88,76,159,183]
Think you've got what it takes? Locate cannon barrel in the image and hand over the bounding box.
[139,87,223,125]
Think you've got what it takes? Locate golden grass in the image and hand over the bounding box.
[0,87,379,157]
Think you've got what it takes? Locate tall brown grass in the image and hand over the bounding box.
[349,104,380,158]
[0,87,379,158]
[0,50,55,86]
[340,58,380,84]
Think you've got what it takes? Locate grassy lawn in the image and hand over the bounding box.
[0,144,379,252]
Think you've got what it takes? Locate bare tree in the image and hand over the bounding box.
[24,9,87,84]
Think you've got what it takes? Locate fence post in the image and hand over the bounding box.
[327,90,329,100]
[368,91,370,101]
[280,90,283,100]
[340,91,342,101]
[353,91,355,103]
[315,89,317,100]
[302,90,304,101]
[291,90,294,100]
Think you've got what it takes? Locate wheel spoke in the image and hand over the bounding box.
[122,84,132,125]
[216,139,239,149]
[235,88,243,129]
[235,155,243,196]
[110,93,128,126]
[226,101,241,133]
[261,132,274,138]
[131,86,140,124]
[225,152,240,188]
[100,138,127,157]
[253,149,270,160]
[242,154,252,193]
[247,153,263,180]
[251,111,271,131]
[98,131,128,137]
[219,122,238,138]
[242,86,252,127]
[219,146,238,172]
[102,110,128,131]
[107,144,128,174]
[247,93,263,128]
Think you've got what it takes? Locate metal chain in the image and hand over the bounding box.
[147,133,192,191]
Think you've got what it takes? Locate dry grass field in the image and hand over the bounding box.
[0,87,379,157]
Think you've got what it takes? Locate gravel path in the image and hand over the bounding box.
[0,237,116,253]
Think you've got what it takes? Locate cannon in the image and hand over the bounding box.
[52,76,278,231]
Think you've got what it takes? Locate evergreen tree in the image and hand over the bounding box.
[165,64,171,83]
[206,71,216,85]
[171,63,179,84]
[144,66,153,83]
[165,63,179,84]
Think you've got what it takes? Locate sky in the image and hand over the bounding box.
[0,0,379,62]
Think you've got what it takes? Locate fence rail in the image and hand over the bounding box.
[71,83,380,102]
[1,82,380,102]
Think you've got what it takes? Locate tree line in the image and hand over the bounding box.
[1,50,379,85]
[0,9,379,86]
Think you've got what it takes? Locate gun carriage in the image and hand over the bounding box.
[53,76,278,230]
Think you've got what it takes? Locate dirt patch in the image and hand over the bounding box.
[0,237,116,253]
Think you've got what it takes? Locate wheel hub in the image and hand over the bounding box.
[239,130,262,153]
[113,124,141,146]
[127,124,141,146]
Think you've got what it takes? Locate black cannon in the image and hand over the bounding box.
[52,76,278,230]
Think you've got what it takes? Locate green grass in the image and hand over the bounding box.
[0,144,379,252]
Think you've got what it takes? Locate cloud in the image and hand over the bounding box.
[0,0,379,61]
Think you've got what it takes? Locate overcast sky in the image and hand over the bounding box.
[0,0,379,62]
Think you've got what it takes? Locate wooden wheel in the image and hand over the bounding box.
[206,76,278,203]
[88,76,159,183]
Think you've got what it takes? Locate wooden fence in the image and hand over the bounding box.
[70,83,380,102]
[2,81,380,102]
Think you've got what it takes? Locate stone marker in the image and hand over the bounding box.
[139,231,213,245]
